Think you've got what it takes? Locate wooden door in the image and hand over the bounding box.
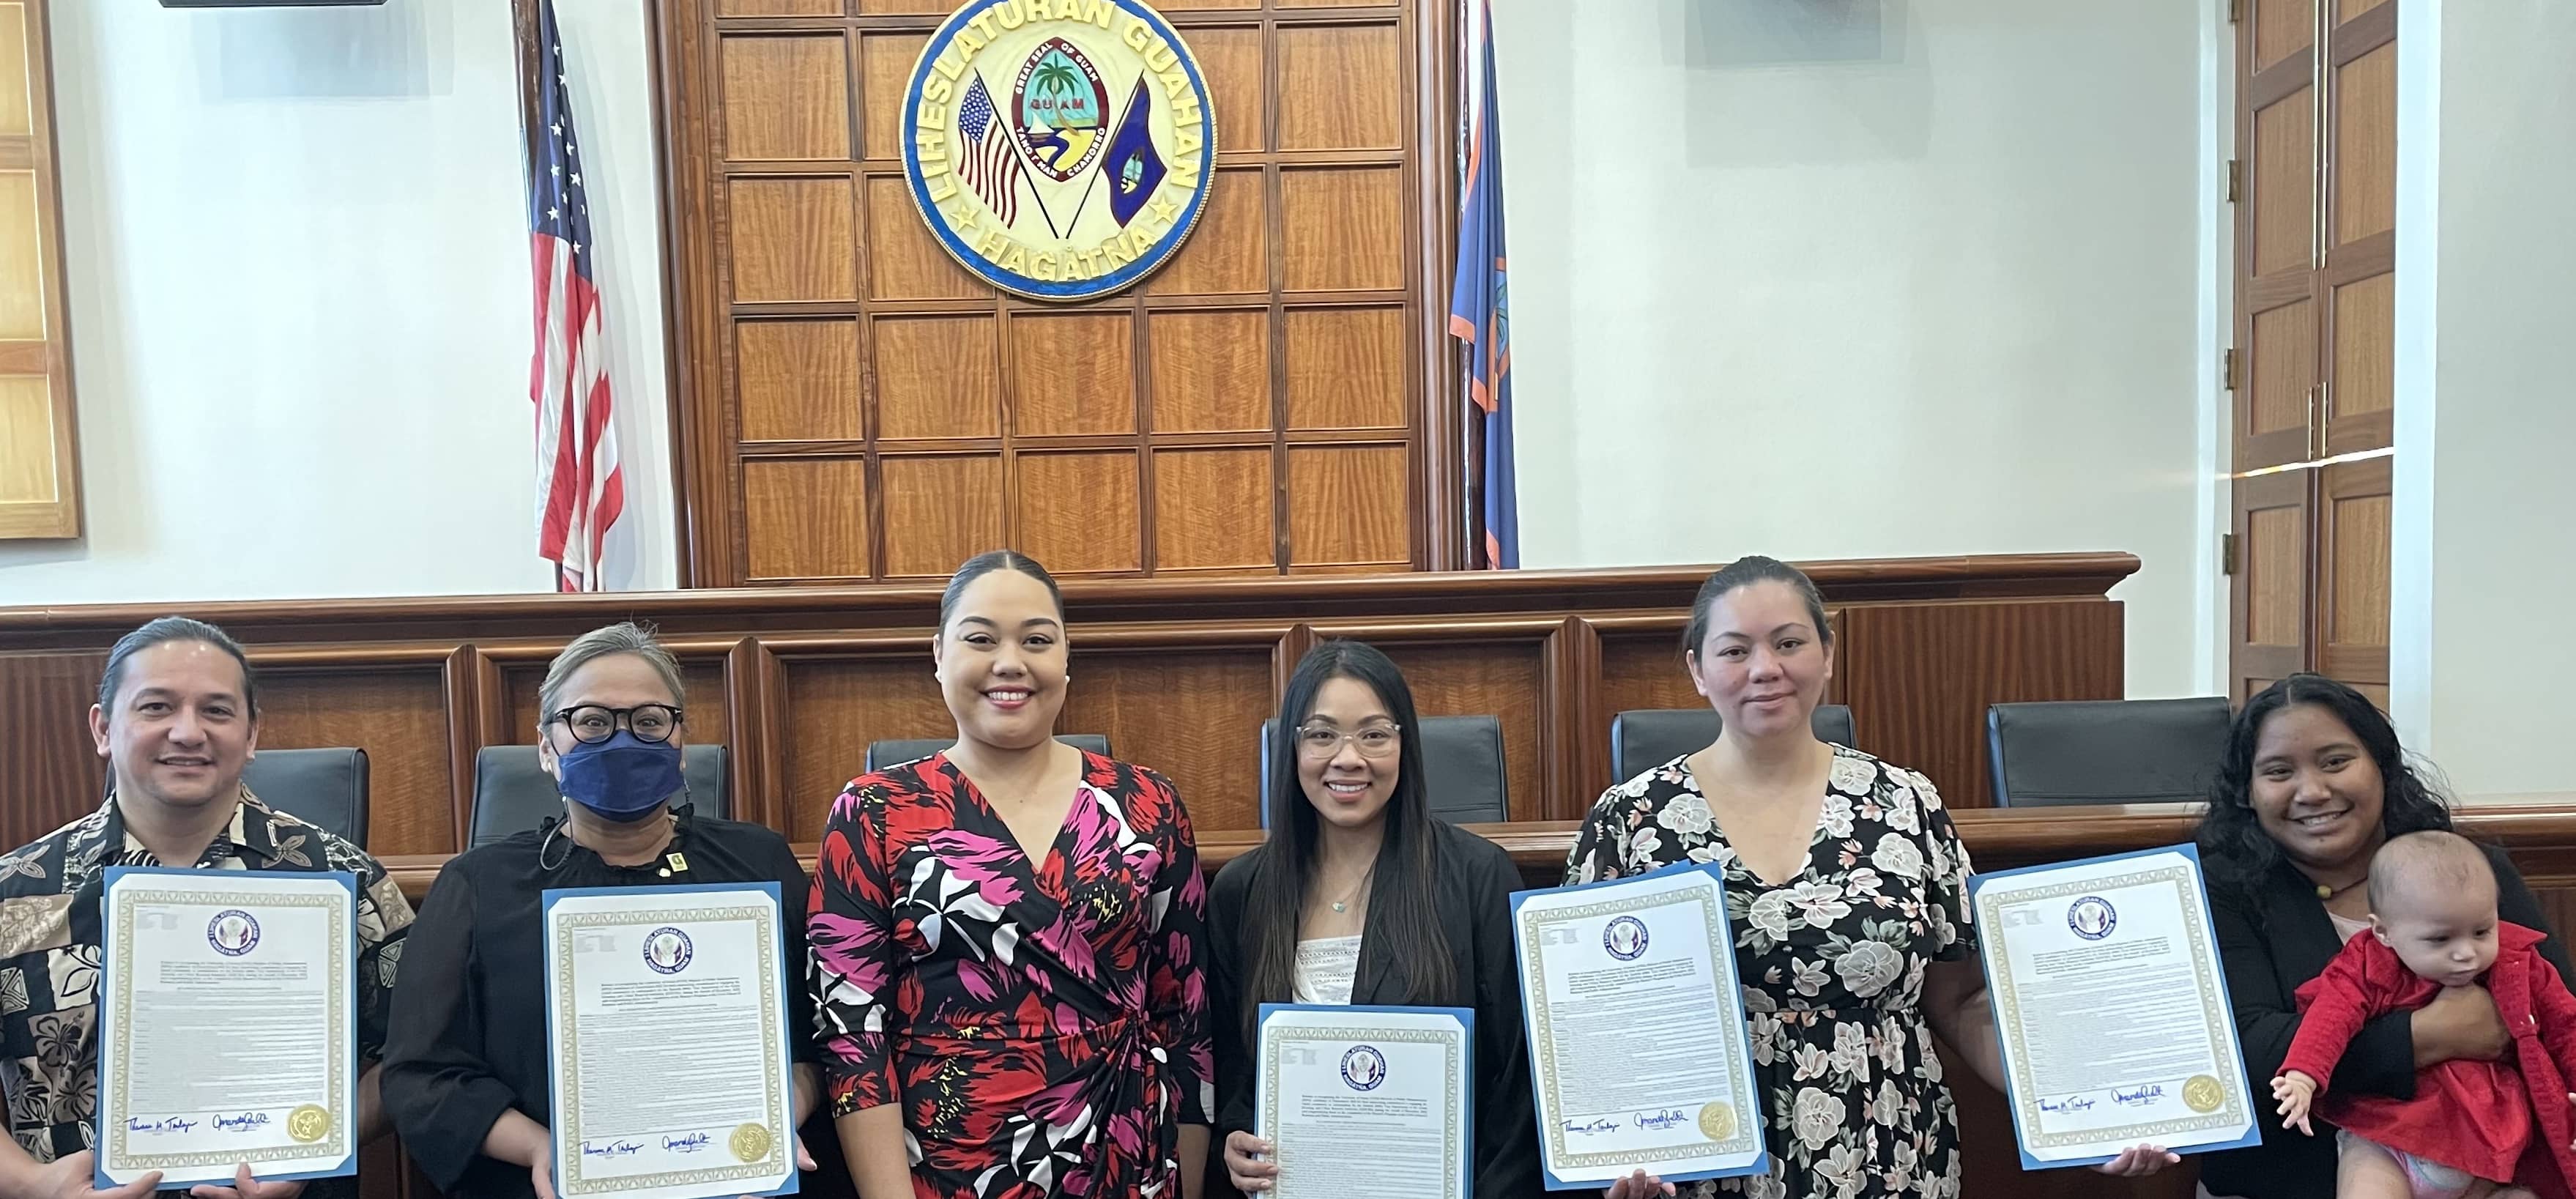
[2227,0,2394,701]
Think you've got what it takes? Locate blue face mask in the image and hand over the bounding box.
[555,731,684,821]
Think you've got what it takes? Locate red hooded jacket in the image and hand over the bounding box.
[2284,921,2576,1198]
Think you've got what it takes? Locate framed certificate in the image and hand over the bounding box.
[1969,844,2260,1170]
[541,882,799,1199]
[1255,1004,1472,1199]
[1511,862,1769,1189]
[95,866,360,1189]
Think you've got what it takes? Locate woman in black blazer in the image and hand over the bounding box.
[1209,639,1540,1199]
[2196,675,2575,1199]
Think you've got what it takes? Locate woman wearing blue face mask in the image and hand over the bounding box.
[381,623,823,1199]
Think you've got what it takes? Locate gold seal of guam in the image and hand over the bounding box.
[730,1123,773,1163]
[902,0,1217,302]
[2183,1075,2225,1113]
[285,1105,331,1144]
[1696,1102,1735,1141]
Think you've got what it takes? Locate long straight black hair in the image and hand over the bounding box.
[1237,640,1455,1039]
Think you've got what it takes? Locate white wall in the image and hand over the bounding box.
[2391,0,2576,799]
[1491,0,2215,699]
[0,0,673,605]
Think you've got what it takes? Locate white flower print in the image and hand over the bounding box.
[1828,754,1877,796]
[1792,1087,1847,1151]
[1817,793,1856,839]
[47,944,97,1008]
[1906,769,1945,810]
[1875,1078,1905,1125]
[1918,1024,1945,1083]
[1830,1020,1869,1077]
[1926,902,1957,951]
[1743,1175,1788,1199]
[1878,1024,1909,1072]
[1749,1012,1781,1065]
[1871,832,1926,880]
[1836,940,1905,998]
[1844,866,1886,902]
[1792,1043,1830,1081]
[1786,880,1852,927]
[1890,1138,1921,1183]
[1882,790,1920,834]
[1656,791,1715,838]
[0,968,23,1016]
[1746,890,1796,940]
[1816,1144,1867,1199]
[1628,825,1666,864]
[1789,957,1830,997]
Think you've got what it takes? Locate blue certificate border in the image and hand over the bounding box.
[94,865,362,1189]
[1508,860,1772,1189]
[539,880,800,1198]
[1256,1003,1474,1196]
[1966,842,2261,1171]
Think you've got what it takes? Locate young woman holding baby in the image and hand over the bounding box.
[2198,675,2576,1199]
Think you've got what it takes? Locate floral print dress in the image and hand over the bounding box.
[1564,745,1975,1199]
[808,751,1214,1198]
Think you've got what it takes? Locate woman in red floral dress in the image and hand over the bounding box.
[810,551,1213,1199]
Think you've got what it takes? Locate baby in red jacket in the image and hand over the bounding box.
[2273,831,2576,1199]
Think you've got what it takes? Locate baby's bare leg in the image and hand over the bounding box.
[2335,1133,2418,1199]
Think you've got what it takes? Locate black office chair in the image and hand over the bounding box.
[863,735,1111,773]
[470,743,731,847]
[1607,705,1857,785]
[241,748,371,845]
[1986,697,2231,807]
[1258,715,1510,826]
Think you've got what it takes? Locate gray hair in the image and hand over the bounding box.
[98,617,259,716]
[535,622,686,731]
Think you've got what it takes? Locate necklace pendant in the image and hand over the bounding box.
[1331,901,1347,913]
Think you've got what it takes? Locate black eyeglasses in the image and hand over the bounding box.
[552,703,683,745]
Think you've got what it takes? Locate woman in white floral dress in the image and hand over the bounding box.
[1570,557,2176,1199]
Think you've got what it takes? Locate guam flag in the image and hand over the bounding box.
[1449,0,1517,569]
[1105,75,1168,227]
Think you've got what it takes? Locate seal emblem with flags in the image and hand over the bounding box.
[902,0,1216,301]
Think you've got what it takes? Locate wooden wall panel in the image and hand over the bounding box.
[665,0,1452,584]
[776,654,934,842]
[1055,646,1276,831]
[0,0,78,541]
[0,649,105,850]
[1153,448,1274,569]
[880,454,1004,576]
[737,319,861,441]
[1837,600,2124,808]
[253,669,455,856]
[1148,309,1269,433]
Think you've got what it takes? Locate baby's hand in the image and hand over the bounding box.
[2271,1072,2318,1135]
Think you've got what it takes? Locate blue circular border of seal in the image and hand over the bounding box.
[1340,1044,1385,1092]
[901,0,1218,302]
[2066,896,2117,941]
[1602,915,1649,961]
[643,927,694,974]
[208,909,261,957]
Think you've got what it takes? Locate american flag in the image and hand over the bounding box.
[957,75,1023,224]
[525,0,623,593]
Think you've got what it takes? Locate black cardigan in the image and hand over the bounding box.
[1207,820,1543,1199]
[2198,842,2575,1199]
